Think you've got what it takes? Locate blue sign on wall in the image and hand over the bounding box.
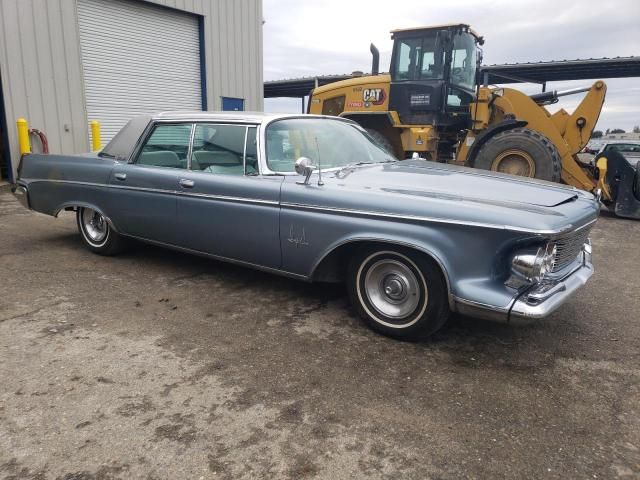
[222,97,245,111]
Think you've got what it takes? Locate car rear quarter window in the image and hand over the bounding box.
[136,124,192,169]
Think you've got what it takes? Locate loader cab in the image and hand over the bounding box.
[389,24,483,129]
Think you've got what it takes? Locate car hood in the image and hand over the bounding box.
[281,160,599,235]
[341,160,578,207]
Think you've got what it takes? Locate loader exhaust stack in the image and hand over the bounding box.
[370,43,380,76]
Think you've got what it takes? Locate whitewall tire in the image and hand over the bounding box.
[76,207,126,255]
[348,246,450,340]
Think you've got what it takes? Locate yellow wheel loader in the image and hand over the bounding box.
[308,23,640,218]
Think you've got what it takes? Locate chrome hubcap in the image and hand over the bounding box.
[364,259,423,319]
[383,276,406,300]
[82,208,107,243]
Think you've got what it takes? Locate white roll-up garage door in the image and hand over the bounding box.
[78,0,202,142]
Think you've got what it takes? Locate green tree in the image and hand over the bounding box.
[591,130,603,139]
[611,128,626,134]
[633,125,640,133]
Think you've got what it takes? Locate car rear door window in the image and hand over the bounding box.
[191,124,258,175]
[136,123,192,169]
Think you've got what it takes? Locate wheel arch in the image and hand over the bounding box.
[310,237,454,308]
[53,201,120,232]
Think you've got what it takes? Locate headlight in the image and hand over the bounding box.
[511,242,557,283]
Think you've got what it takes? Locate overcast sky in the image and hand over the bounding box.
[263,0,640,131]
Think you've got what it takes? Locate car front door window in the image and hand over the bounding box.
[190,124,258,175]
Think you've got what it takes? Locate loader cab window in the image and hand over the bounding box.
[448,32,478,92]
[392,33,444,81]
[322,95,346,116]
[447,32,478,108]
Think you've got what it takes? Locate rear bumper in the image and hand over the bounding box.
[11,183,30,209]
[453,242,593,325]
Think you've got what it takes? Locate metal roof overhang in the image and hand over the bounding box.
[264,57,640,98]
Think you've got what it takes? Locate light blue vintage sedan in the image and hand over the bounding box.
[13,112,599,340]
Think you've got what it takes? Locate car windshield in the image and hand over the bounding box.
[265,118,395,173]
[604,143,640,154]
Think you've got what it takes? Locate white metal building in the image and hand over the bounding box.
[0,0,264,181]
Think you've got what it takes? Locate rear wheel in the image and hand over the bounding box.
[473,128,562,182]
[76,207,126,255]
[347,246,450,341]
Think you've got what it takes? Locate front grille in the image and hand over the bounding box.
[551,225,592,272]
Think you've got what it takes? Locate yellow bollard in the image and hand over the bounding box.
[17,118,31,155]
[90,120,101,151]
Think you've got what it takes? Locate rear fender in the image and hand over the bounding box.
[53,201,120,232]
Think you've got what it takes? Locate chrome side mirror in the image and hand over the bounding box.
[295,157,316,185]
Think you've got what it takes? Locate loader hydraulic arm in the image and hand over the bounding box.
[562,81,606,154]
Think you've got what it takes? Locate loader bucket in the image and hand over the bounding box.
[597,150,640,219]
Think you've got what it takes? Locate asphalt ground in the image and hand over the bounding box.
[1,191,639,479]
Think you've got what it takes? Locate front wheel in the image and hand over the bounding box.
[76,207,126,255]
[473,127,562,182]
[347,247,450,341]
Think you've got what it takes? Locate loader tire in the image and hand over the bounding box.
[634,160,640,200]
[365,128,395,157]
[473,128,562,182]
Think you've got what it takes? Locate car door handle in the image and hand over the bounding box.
[179,178,195,188]
[114,173,127,181]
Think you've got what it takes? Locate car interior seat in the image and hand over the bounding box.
[193,151,244,175]
[137,150,183,169]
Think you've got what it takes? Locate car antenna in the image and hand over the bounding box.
[315,137,324,186]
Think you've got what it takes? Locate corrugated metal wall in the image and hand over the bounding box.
[78,0,204,141]
[0,0,264,181]
[148,0,264,113]
[0,0,89,181]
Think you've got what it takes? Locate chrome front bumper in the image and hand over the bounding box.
[11,183,29,209]
[509,243,593,324]
[453,243,593,325]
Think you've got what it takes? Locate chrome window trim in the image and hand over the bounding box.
[243,126,249,175]
[186,123,196,170]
